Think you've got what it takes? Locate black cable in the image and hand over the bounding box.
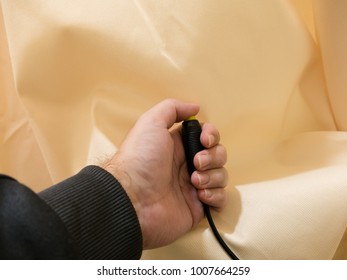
[204,204,239,260]
[182,117,239,260]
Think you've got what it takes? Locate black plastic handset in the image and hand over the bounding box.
[181,116,239,260]
[181,117,204,176]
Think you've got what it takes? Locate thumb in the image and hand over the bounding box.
[142,99,200,129]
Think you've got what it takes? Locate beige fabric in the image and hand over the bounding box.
[1,0,346,259]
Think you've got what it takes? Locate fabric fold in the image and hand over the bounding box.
[1,0,346,259]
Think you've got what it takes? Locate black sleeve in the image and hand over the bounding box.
[0,174,77,259]
[0,166,143,260]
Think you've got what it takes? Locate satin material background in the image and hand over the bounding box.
[1,0,346,259]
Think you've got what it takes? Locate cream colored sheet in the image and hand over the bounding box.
[1,0,346,259]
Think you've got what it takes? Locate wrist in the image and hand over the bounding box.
[101,157,149,249]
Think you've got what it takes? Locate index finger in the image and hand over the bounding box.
[200,123,221,148]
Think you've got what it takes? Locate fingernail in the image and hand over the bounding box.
[204,189,212,199]
[208,135,215,147]
[197,173,209,186]
[198,154,210,169]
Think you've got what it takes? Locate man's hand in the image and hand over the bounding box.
[103,99,228,249]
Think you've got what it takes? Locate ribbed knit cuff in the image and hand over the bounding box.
[39,166,142,259]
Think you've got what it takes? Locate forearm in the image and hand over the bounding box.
[0,174,76,259]
[39,165,143,259]
[0,166,142,259]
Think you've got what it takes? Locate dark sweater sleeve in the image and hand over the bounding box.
[39,165,143,259]
[0,174,77,259]
[0,166,143,259]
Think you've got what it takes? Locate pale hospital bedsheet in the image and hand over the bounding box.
[1,0,346,259]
